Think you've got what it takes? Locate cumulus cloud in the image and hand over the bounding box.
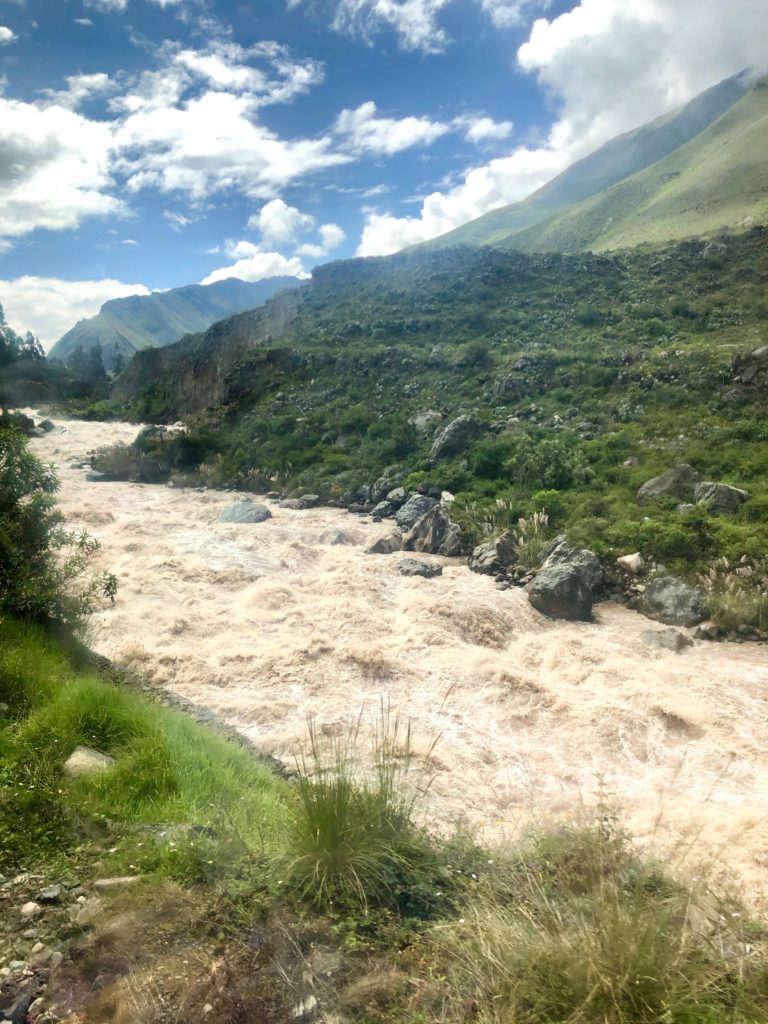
[201,250,308,285]
[84,0,128,10]
[479,0,550,29]
[335,101,450,155]
[0,276,150,349]
[248,198,316,245]
[74,17,95,26]
[454,114,514,143]
[296,222,346,258]
[358,0,768,255]
[41,73,115,111]
[0,97,123,241]
[0,27,16,44]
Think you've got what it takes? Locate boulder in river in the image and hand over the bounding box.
[430,414,484,460]
[636,575,707,627]
[366,529,403,555]
[397,558,443,579]
[528,563,593,621]
[371,500,395,518]
[299,493,321,507]
[394,494,438,532]
[279,498,306,510]
[403,505,462,557]
[694,481,748,515]
[540,538,602,591]
[641,628,693,653]
[636,464,701,505]
[219,499,272,524]
[468,531,517,576]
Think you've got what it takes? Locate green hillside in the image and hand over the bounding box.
[418,72,762,252]
[48,276,299,371]
[511,78,768,253]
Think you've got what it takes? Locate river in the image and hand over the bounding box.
[28,415,768,902]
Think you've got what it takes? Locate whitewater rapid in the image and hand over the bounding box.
[29,416,768,902]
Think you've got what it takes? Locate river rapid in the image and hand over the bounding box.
[29,416,768,902]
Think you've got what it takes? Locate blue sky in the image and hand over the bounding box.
[0,0,766,346]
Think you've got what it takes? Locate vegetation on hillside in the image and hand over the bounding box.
[100,229,768,587]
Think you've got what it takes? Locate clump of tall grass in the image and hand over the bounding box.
[512,510,551,569]
[284,704,438,913]
[699,556,768,632]
[437,807,768,1024]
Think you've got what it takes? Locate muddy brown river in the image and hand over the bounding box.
[28,415,768,904]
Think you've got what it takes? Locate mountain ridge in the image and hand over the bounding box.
[48,276,300,371]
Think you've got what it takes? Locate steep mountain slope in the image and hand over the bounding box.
[417,72,755,252]
[49,276,300,370]
[509,78,768,253]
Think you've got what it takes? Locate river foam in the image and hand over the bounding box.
[29,416,768,902]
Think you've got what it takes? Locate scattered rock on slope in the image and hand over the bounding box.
[430,415,484,460]
[636,464,701,505]
[694,481,748,514]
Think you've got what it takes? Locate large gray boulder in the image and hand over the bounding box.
[402,505,462,557]
[694,481,748,515]
[637,576,707,627]
[468,532,517,576]
[528,564,593,621]
[371,500,395,518]
[371,467,405,504]
[636,464,701,505]
[540,538,602,591]
[395,494,438,532]
[398,558,443,579]
[430,415,484,460]
[219,499,272,524]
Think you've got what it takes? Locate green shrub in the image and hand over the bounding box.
[0,425,116,626]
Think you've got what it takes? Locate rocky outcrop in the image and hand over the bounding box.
[732,344,768,388]
[528,564,593,621]
[468,532,517,576]
[617,552,644,574]
[372,500,394,518]
[371,467,405,503]
[219,499,272,524]
[636,464,701,505]
[402,505,462,557]
[394,494,438,532]
[430,415,484,460]
[636,575,707,626]
[694,481,748,514]
[397,558,443,579]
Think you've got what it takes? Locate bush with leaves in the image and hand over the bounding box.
[0,423,117,626]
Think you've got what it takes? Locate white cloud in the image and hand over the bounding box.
[248,197,316,245]
[480,0,550,29]
[42,72,114,111]
[296,222,346,257]
[335,101,450,155]
[122,238,138,245]
[164,209,197,231]
[358,0,768,255]
[0,97,123,241]
[0,276,150,349]
[201,251,308,285]
[74,18,95,26]
[84,0,128,10]
[0,27,16,44]
[454,114,514,143]
[289,0,452,53]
